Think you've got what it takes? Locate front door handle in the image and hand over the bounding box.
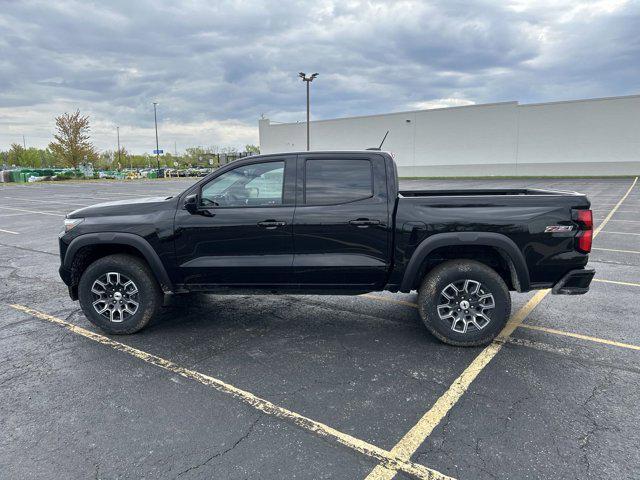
[349,218,381,228]
[257,220,287,229]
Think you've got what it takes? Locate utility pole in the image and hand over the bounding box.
[298,72,318,151]
[153,102,160,172]
[116,126,121,168]
[22,135,26,149]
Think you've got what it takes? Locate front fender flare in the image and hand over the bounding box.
[63,232,174,292]
[399,232,530,292]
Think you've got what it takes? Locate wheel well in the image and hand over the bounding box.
[414,245,517,291]
[69,244,148,289]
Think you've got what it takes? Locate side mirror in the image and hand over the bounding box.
[184,193,199,213]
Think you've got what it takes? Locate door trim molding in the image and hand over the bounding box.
[180,254,294,268]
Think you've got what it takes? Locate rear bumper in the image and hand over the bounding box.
[552,268,595,295]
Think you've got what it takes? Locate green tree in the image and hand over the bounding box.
[8,143,24,166]
[6,145,58,168]
[48,110,97,169]
[114,147,129,170]
[22,148,42,167]
[185,146,208,164]
[97,150,114,170]
[41,148,57,167]
[245,144,260,154]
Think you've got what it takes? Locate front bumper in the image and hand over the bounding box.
[552,268,595,295]
[59,265,72,286]
[58,233,78,299]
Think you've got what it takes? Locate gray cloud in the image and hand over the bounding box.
[0,0,638,152]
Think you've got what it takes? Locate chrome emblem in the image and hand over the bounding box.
[545,225,573,233]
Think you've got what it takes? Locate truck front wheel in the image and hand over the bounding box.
[418,260,511,346]
[78,254,162,334]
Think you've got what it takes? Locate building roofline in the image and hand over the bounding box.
[267,101,518,126]
[263,93,640,126]
[520,93,640,108]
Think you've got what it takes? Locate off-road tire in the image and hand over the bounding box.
[78,254,162,334]
[418,259,511,346]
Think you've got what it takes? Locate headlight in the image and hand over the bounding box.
[64,218,84,232]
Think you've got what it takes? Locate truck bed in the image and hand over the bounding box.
[391,187,591,290]
[399,188,582,197]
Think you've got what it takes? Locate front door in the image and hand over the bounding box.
[292,153,391,289]
[174,157,296,287]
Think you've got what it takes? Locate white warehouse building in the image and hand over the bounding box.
[258,94,640,177]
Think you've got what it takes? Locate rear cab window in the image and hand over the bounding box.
[304,159,373,205]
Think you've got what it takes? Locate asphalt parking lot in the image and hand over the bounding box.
[1,176,639,480]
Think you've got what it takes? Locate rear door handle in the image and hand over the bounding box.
[349,218,381,228]
[257,220,287,229]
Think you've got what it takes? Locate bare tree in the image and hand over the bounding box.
[49,110,97,169]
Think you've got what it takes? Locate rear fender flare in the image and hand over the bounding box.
[63,232,174,292]
[400,232,530,292]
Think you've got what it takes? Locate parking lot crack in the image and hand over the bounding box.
[0,242,58,257]
[284,295,416,327]
[0,316,36,332]
[173,414,261,479]
[578,367,617,476]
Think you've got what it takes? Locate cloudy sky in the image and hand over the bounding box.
[1,0,638,153]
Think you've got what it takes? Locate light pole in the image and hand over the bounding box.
[116,126,121,169]
[298,72,318,151]
[153,102,160,172]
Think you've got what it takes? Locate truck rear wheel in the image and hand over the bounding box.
[78,254,162,335]
[418,260,511,346]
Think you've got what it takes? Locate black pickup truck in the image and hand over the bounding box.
[59,151,595,346]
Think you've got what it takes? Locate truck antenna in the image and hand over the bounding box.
[366,130,389,151]
[378,130,389,149]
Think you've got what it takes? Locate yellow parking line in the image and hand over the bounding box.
[364,285,640,350]
[593,278,640,288]
[364,291,549,480]
[363,176,638,480]
[593,177,637,236]
[592,247,640,254]
[8,304,452,480]
[518,324,640,351]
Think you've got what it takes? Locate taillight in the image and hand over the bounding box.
[577,229,592,253]
[576,209,593,229]
[573,209,593,253]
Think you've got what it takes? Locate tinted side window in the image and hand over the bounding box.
[305,159,373,205]
[201,161,284,207]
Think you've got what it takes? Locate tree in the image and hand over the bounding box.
[8,143,24,166]
[48,110,97,169]
[115,147,129,169]
[245,144,260,154]
[22,148,42,167]
[5,145,57,168]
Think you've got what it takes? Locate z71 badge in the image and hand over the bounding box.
[545,225,574,233]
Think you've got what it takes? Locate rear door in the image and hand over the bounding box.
[292,153,391,289]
